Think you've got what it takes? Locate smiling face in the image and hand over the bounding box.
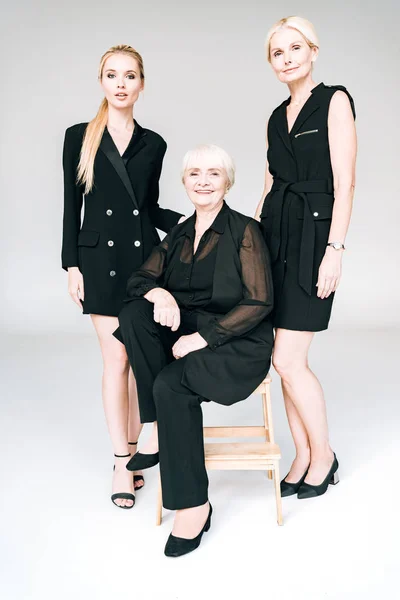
[100,53,144,110]
[183,155,230,210]
[269,27,318,84]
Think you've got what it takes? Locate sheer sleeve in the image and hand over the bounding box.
[198,220,274,350]
[124,235,170,300]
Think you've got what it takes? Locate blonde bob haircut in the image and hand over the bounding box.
[265,16,319,62]
[181,144,235,190]
[77,44,145,194]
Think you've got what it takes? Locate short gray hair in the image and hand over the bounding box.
[181,144,235,189]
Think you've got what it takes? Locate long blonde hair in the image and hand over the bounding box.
[77,44,145,194]
[265,16,319,63]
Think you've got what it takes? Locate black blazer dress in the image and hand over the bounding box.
[61,120,182,316]
[260,83,356,331]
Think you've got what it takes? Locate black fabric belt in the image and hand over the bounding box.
[268,178,334,295]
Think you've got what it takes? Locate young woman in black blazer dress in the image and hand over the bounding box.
[62,45,183,508]
[255,17,357,499]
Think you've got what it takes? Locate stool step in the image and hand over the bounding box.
[205,442,281,460]
[204,426,267,438]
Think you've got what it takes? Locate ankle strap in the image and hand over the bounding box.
[114,453,131,458]
[128,442,138,446]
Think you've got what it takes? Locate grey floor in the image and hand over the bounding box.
[1,329,398,600]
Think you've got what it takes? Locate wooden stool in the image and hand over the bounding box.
[156,374,283,526]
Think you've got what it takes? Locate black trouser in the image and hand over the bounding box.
[116,299,209,510]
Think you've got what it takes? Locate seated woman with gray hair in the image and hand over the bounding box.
[113,144,274,556]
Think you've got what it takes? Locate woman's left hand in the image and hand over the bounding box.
[172,332,207,359]
[317,248,343,299]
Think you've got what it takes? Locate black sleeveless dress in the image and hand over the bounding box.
[260,82,356,331]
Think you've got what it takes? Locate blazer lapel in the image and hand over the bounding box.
[207,209,242,312]
[290,84,323,138]
[123,121,148,163]
[99,128,138,208]
[274,101,295,158]
[290,101,320,138]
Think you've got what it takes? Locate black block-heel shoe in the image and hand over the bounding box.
[280,466,309,497]
[297,453,339,499]
[128,442,145,490]
[111,453,136,509]
[126,450,159,472]
[164,503,213,558]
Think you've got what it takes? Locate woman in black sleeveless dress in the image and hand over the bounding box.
[255,17,357,499]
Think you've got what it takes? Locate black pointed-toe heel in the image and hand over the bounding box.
[126,450,159,472]
[111,453,135,509]
[297,453,339,500]
[128,442,145,490]
[280,466,309,497]
[164,503,213,558]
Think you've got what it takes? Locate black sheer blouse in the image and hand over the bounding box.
[125,202,273,349]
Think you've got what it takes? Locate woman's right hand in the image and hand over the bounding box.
[145,288,181,331]
[68,267,84,309]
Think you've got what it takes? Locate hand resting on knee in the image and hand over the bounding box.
[145,288,181,331]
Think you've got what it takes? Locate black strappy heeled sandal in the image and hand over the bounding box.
[129,442,145,490]
[111,453,136,509]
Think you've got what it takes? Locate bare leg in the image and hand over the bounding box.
[139,422,159,454]
[127,369,144,488]
[91,314,134,507]
[273,328,334,485]
[172,501,210,539]
[128,369,142,443]
[281,379,311,482]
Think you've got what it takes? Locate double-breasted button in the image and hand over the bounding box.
[106,209,113,216]
[134,240,141,247]
[313,212,319,217]
[110,270,116,277]
[133,209,139,216]
[108,240,114,247]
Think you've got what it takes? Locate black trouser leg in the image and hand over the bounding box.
[116,299,179,423]
[153,359,209,510]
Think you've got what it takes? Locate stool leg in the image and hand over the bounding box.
[156,474,162,526]
[272,461,283,526]
[262,385,274,480]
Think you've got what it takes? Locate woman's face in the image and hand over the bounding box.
[183,155,229,210]
[269,27,317,84]
[100,53,143,110]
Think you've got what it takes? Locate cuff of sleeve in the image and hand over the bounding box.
[62,263,79,272]
[198,322,225,351]
[125,281,158,300]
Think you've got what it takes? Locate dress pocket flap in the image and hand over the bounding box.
[78,230,100,247]
[297,202,333,220]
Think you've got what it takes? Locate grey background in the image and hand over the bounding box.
[1,0,399,333]
[1,3,399,599]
